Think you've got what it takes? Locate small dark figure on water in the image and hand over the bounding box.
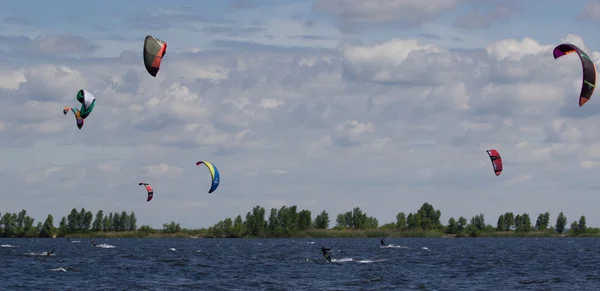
[91,240,96,247]
[47,249,55,256]
[321,245,332,262]
[381,238,386,246]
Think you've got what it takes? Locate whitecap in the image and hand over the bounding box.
[331,258,353,263]
[95,244,116,248]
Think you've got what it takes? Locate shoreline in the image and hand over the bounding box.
[1,229,596,239]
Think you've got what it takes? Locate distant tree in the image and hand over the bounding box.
[570,221,579,235]
[503,212,515,231]
[112,212,121,231]
[138,225,153,233]
[555,212,567,234]
[39,214,55,238]
[335,207,378,229]
[578,216,587,234]
[16,209,27,236]
[496,214,505,231]
[162,221,181,233]
[35,222,43,237]
[221,218,233,235]
[67,208,79,233]
[396,212,407,230]
[92,210,104,232]
[335,213,346,228]
[245,205,266,236]
[232,215,246,236]
[313,210,330,229]
[542,212,551,229]
[407,213,422,230]
[58,217,67,236]
[129,212,137,231]
[514,214,522,230]
[82,210,93,232]
[470,213,486,230]
[534,212,550,230]
[535,213,544,230]
[120,211,130,231]
[517,213,531,232]
[102,214,111,232]
[446,217,458,234]
[415,203,442,230]
[2,212,17,237]
[297,210,312,230]
[268,208,279,231]
[457,216,467,232]
[23,216,35,237]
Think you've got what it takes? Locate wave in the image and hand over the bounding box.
[381,244,409,249]
[331,258,353,263]
[23,252,57,256]
[95,244,115,248]
[357,259,388,264]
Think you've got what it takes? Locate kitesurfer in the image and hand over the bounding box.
[67,237,70,242]
[380,238,386,246]
[47,249,55,256]
[321,245,332,262]
[91,240,96,247]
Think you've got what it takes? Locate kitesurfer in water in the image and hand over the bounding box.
[91,240,96,247]
[67,237,70,242]
[321,245,332,262]
[47,249,55,256]
[380,238,386,246]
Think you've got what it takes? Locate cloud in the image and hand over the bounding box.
[578,0,600,21]
[128,6,230,30]
[228,0,259,10]
[0,34,99,56]
[3,12,600,229]
[201,26,265,37]
[454,0,523,29]
[313,0,463,26]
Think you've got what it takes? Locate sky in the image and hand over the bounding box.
[2,0,600,229]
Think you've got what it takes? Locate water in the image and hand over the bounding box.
[1,237,599,290]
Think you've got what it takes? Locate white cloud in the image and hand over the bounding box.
[313,0,461,24]
[579,0,600,20]
[3,5,600,230]
[144,163,184,177]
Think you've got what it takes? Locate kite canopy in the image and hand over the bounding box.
[143,35,167,77]
[196,161,220,194]
[486,149,503,176]
[553,43,597,107]
[62,107,84,130]
[139,182,154,202]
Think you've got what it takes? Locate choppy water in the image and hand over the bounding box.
[1,237,599,290]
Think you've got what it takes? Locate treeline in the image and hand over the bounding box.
[0,208,143,238]
[1,203,598,238]
[206,203,599,238]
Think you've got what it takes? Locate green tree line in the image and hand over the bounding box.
[0,208,140,238]
[205,203,600,238]
[1,203,598,238]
